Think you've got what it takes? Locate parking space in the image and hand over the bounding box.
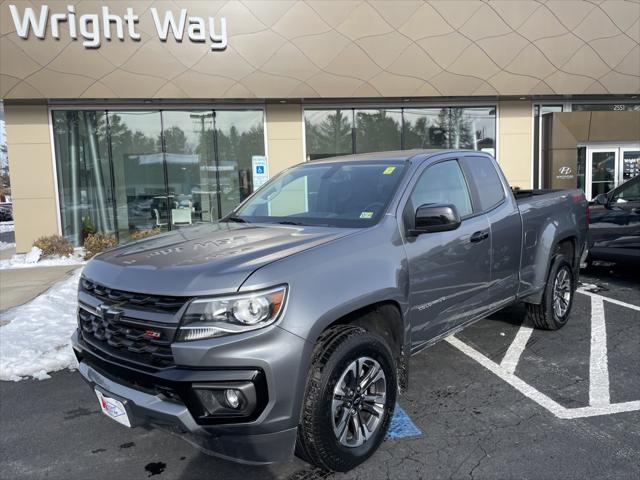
[1,270,639,480]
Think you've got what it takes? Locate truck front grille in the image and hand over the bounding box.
[78,278,189,369]
[78,307,174,367]
[81,278,184,313]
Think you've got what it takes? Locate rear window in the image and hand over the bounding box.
[464,156,505,211]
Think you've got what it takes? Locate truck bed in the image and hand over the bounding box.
[512,188,562,201]
[514,186,588,301]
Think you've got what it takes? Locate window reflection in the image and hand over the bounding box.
[53,111,115,245]
[305,106,496,160]
[53,109,265,245]
[304,109,353,160]
[403,108,448,149]
[355,109,402,153]
[163,111,218,226]
[215,110,265,217]
[108,111,165,241]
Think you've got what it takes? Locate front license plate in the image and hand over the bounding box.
[95,389,131,427]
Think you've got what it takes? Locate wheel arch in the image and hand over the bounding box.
[525,235,578,305]
[314,300,409,391]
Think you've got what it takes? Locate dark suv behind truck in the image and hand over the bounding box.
[72,150,588,471]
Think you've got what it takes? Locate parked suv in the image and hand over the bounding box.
[72,150,587,471]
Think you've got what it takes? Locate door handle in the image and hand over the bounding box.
[470,230,489,243]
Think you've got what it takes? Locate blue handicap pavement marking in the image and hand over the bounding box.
[386,404,422,440]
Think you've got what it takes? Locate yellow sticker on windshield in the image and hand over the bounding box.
[383,166,396,174]
[360,211,374,219]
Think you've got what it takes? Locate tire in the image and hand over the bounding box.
[526,255,575,330]
[295,325,397,472]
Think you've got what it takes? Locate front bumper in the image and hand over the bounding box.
[71,327,310,464]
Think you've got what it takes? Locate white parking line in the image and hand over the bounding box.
[500,325,533,374]
[445,290,640,419]
[577,288,640,311]
[589,296,610,407]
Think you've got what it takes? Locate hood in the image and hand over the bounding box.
[82,222,356,296]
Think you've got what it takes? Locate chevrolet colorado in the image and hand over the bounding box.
[72,150,588,471]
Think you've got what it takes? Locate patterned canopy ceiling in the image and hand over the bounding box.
[1,0,639,99]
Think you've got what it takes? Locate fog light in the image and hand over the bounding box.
[225,389,241,409]
[192,381,258,420]
[194,389,223,415]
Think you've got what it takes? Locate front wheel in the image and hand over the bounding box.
[526,255,575,330]
[295,325,397,472]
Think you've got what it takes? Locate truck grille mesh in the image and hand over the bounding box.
[80,278,184,313]
[78,278,188,369]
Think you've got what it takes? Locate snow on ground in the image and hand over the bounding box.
[0,221,14,233]
[0,247,85,270]
[0,241,15,251]
[0,268,82,381]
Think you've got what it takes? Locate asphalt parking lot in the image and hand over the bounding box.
[1,266,638,480]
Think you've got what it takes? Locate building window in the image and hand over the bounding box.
[53,108,265,245]
[355,109,402,153]
[52,111,115,245]
[215,110,265,216]
[304,109,353,160]
[403,108,448,149]
[305,106,496,161]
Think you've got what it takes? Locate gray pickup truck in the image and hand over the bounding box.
[72,150,588,472]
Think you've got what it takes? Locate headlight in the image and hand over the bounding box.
[177,286,287,341]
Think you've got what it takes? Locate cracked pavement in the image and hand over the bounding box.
[1,266,638,480]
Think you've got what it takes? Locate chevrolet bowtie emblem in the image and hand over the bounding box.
[98,304,123,322]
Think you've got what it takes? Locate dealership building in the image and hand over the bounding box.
[1,0,639,252]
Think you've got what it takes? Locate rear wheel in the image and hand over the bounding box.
[295,325,397,472]
[526,255,575,330]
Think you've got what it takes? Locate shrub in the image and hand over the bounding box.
[130,228,162,241]
[81,216,96,242]
[84,232,117,260]
[33,235,74,258]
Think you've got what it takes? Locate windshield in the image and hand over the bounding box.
[228,161,407,227]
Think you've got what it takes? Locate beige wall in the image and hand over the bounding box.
[2,0,639,100]
[5,104,59,253]
[498,100,533,188]
[264,103,305,215]
[265,103,304,176]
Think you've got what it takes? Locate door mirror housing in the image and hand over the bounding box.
[410,204,461,236]
[594,193,609,206]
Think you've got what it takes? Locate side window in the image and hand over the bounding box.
[463,156,505,211]
[613,179,640,203]
[410,160,473,217]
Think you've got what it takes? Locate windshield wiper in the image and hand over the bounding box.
[225,215,249,223]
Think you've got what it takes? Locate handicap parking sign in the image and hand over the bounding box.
[252,156,269,188]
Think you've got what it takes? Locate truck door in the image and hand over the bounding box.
[460,155,521,306]
[402,159,491,350]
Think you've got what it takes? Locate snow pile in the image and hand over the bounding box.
[24,246,42,263]
[0,221,14,233]
[0,247,85,270]
[0,241,15,251]
[0,268,82,381]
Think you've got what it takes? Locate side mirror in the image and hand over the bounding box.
[594,193,609,206]
[410,204,461,236]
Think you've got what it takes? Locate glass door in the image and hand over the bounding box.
[162,111,219,228]
[108,111,167,241]
[587,148,618,200]
[585,144,640,200]
[621,147,640,182]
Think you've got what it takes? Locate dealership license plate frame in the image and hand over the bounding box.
[95,389,132,428]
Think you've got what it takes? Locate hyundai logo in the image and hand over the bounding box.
[559,166,572,175]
